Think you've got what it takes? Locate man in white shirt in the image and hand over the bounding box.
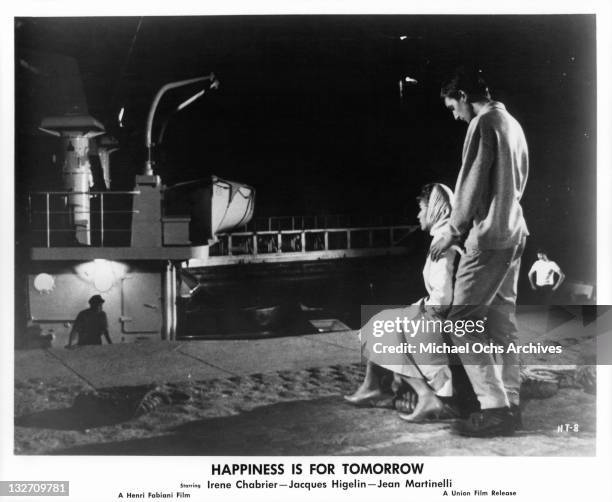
[528,250,565,304]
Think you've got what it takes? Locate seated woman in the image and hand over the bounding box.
[345,183,461,421]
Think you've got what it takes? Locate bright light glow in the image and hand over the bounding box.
[33,273,55,293]
[74,260,128,293]
[177,89,205,111]
[404,76,418,84]
[399,35,407,40]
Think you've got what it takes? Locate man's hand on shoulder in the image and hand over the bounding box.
[430,232,457,261]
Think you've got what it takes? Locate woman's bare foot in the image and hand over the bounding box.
[344,388,389,406]
[398,392,445,422]
[345,361,393,406]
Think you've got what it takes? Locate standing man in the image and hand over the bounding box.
[66,294,113,347]
[430,67,529,436]
[528,249,565,304]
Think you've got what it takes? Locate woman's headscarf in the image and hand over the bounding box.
[423,183,454,231]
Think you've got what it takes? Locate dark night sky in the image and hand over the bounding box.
[15,15,596,283]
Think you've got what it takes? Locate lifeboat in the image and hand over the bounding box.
[164,175,255,245]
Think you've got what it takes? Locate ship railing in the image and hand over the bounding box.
[27,191,140,247]
[239,214,407,232]
[211,224,418,257]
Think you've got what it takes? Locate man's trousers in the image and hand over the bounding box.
[446,237,526,409]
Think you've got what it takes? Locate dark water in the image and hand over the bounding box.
[177,254,426,340]
[175,245,587,340]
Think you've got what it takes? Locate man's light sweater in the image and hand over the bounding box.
[448,101,529,250]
